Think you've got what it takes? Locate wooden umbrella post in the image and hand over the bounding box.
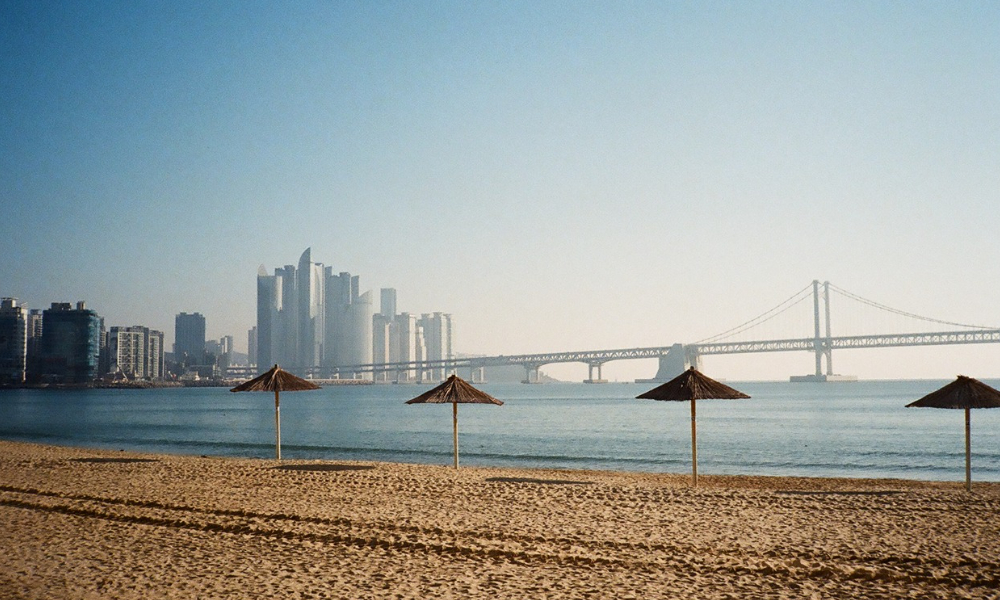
[691,399,698,487]
[965,407,971,493]
[452,401,459,469]
[275,390,281,461]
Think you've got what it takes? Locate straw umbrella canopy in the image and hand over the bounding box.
[637,367,750,486]
[906,375,1000,492]
[406,374,503,469]
[230,364,321,460]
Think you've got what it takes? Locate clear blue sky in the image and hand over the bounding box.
[2,1,998,381]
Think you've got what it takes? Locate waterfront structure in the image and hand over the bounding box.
[174,312,206,367]
[40,302,102,383]
[0,298,28,383]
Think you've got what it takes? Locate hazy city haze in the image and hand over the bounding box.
[3,2,999,381]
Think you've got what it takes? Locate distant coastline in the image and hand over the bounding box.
[0,379,374,391]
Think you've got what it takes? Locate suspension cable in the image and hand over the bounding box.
[827,284,995,330]
[695,283,814,344]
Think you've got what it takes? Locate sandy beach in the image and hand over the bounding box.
[1,441,999,599]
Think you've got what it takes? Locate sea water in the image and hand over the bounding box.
[1,380,998,482]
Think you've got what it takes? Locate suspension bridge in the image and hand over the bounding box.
[330,280,1000,383]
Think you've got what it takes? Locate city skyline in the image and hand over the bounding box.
[3,2,999,381]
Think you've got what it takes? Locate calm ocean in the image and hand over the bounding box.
[2,380,998,482]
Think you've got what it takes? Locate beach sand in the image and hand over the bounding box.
[1,441,999,599]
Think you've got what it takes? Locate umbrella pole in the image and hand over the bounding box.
[965,407,971,492]
[453,401,459,469]
[691,399,698,487]
[275,390,281,461]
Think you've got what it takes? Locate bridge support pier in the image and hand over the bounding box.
[522,364,542,384]
[470,366,486,384]
[585,362,608,383]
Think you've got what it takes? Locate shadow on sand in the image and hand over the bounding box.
[273,464,375,472]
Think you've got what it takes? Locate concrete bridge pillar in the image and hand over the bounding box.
[522,364,542,384]
[470,366,485,383]
[585,362,608,383]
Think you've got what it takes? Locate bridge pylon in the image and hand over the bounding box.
[791,280,857,382]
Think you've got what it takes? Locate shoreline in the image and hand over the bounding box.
[3,440,999,599]
[2,435,998,485]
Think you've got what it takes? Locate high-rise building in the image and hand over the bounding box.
[297,249,325,373]
[371,313,392,382]
[371,291,454,382]
[325,270,373,377]
[247,326,258,367]
[0,298,28,383]
[174,312,206,367]
[419,312,454,381]
[107,326,164,380]
[40,301,101,383]
[206,335,234,369]
[147,329,164,380]
[380,288,397,319]
[275,264,298,368]
[25,308,43,382]
[256,249,376,378]
[108,326,147,379]
[391,313,423,382]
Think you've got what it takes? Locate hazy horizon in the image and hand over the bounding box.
[3,2,999,382]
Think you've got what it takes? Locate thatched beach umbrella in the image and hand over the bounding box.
[906,375,1000,492]
[406,374,503,469]
[230,364,321,460]
[637,367,750,486]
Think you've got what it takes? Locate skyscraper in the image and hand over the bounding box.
[391,312,422,382]
[325,270,373,376]
[40,301,102,383]
[174,312,206,367]
[297,248,325,372]
[380,288,397,320]
[247,326,258,367]
[25,308,43,382]
[0,298,27,383]
[256,249,374,377]
[419,312,454,381]
[147,329,164,380]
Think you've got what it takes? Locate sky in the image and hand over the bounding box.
[2,1,998,382]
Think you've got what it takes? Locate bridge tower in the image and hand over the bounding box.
[791,280,856,382]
